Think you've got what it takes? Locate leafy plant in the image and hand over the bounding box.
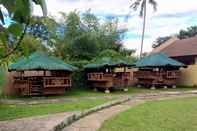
[0,67,6,95]
[0,0,47,63]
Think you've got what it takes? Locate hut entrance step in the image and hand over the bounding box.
[31,85,42,95]
[29,77,43,96]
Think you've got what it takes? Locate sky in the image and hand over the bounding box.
[32,0,197,55]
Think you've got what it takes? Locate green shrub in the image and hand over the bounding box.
[0,67,7,96]
[69,60,89,89]
[72,70,87,88]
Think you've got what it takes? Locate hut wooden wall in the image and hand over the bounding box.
[5,71,72,96]
[115,67,138,86]
[4,71,53,96]
[3,72,18,96]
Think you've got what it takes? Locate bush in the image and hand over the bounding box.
[0,67,7,96]
[72,70,87,89]
[70,60,89,89]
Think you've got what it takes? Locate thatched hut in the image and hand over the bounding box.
[84,57,133,93]
[133,53,185,89]
[8,52,77,96]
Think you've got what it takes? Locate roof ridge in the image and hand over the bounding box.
[152,37,179,53]
[158,36,197,57]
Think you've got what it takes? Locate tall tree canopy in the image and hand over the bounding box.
[52,11,131,62]
[130,0,157,58]
[0,7,136,65]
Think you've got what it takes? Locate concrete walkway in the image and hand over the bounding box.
[63,99,142,131]
[0,112,75,131]
[62,91,197,131]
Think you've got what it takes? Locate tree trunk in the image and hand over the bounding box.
[140,0,147,59]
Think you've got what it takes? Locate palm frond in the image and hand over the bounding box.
[149,0,157,11]
[130,0,142,11]
[140,0,145,17]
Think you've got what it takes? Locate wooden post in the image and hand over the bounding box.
[105,89,110,93]
[163,85,168,89]
[150,85,156,90]
[44,70,46,76]
[94,88,98,92]
[172,85,176,89]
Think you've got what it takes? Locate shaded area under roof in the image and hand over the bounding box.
[84,57,133,69]
[9,52,77,71]
[135,53,185,68]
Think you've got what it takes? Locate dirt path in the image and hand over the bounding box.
[0,112,76,131]
[62,91,197,131]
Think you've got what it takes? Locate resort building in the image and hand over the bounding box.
[84,57,134,93]
[6,52,77,96]
[134,53,184,89]
[152,36,197,86]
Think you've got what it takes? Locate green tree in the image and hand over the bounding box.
[82,10,99,31]
[94,49,137,65]
[152,36,171,48]
[130,0,157,58]
[53,11,127,62]
[0,0,47,91]
[178,26,197,39]
[0,0,47,63]
[153,25,197,48]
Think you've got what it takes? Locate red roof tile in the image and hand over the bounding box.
[156,36,197,57]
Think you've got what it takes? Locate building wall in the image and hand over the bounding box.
[178,65,197,86]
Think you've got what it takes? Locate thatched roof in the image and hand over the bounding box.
[9,52,77,71]
[135,53,185,68]
[84,57,133,69]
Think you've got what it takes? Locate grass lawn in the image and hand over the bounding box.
[55,86,197,97]
[0,98,113,121]
[99,96,197,131]
[41,86,197,99]
[0,86,196,121]
[1,86,196,100]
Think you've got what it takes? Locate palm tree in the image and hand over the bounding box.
[130,0,157,58]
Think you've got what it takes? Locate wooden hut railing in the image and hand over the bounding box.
[13,79,28,88]
[13,79,30,95]
[121,72,131,79]
[113,78,127,88]
[87,73,113,81]
[43,77,71,87]
[166,71,180,78]
[134,71,157,79]
[134,70,180,79]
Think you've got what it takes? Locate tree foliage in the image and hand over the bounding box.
[178,26,197,39]
[52,11,133,63]
[153,25,197,48]
[152,36,171,48]
[130,0,157,58]
[0,0,47,64]
[130,0,157,17]
[0,7,136,66]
